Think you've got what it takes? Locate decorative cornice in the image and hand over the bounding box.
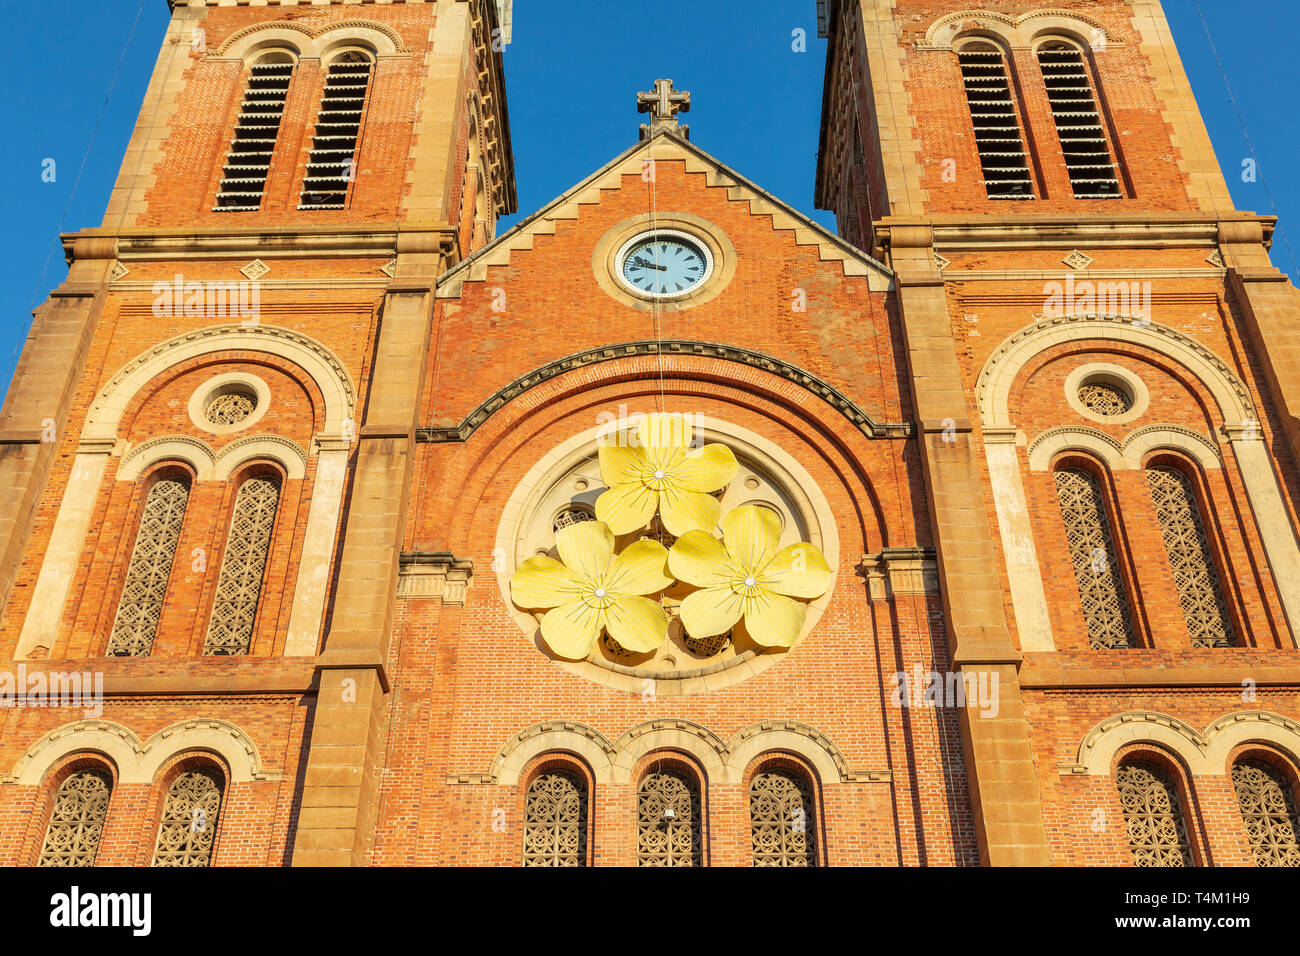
[860,547,939,600]
[416,340,912,444]
[397,552,474,604]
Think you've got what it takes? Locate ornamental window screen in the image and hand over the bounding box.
[206,390,256,426]
[1116,761,1193,867]
[523,770,587,867]
[1037,41,1121,198]
[1078,380,1132,416]
[637,770,703,867]
[107,477,191,657]
[1232,760,1300,867]
[152,770,224,867]
[1054,468,1136,649]
[958,44,1034,200]
[214,56,294,210]
[204,476,280,655]
[750,767,818,867]
[38,770,112,867]
[299,52,373,209]
[1146,467,1235,648]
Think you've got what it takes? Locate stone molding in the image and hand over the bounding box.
[860,547,940,600]
[1025,423,1222,473]
[416,340,912,444]
[918,8,1120,51]
[210,18,410,61]
[396,552,474,605]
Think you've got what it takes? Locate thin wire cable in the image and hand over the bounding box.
[1194,0,1298,279]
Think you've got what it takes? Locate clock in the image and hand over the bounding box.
[615,229,714,299]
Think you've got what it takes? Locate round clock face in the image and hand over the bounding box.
[617,231,713,298]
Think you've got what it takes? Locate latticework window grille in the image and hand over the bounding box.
[1054,468,1136,649]
[1078,381,1132,416]
[638,770,702,867]
[152,770,224,867]
[206,390,256,426]
[958,45,1034,200]
[1037,42,1121,198]
[1146,467,1235,648]
[204,476,280,655]
[1116,761,1192,867]
[552,507,595,534]
[750,768,818,867]
[523,770,587,866]
[38,770,112,867]
[1232,760,1300,867]
[601,634,640,660]
[685,629,731,658]
[214,58,293,210]
[299,53,373,209]
[107,477,191,657]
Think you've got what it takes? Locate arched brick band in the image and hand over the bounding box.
[416,340,912,443]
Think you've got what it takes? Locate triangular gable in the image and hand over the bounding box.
[435,128,893,298]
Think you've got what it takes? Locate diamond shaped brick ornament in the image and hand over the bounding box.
[108,261,130,282]
[933,252,951,272]
[1206,250,1225,268]
[1062,251,1094,271]
[240,259,270,281]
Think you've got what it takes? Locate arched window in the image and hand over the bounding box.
[1232,759,1300,867]
[958,41,1034,200]
[215,52,295,211]
[299,50,374,209]
[750,764,818,867]
[152,768,224,867]
[523,769,587,867]
[1036,40,1120,198]
[1145,466,1235,647]
[1116,760,1193,867]
[107,475,191,657]
[1054,467,1136,648]
[637,767,702,866]
[204,475,280,655]
[38,769,113,867]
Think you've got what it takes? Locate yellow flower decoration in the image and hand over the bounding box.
[668,505,832,648]
[596,413,739,537]
[510,520,674,659]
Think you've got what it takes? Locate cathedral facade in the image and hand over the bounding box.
[2,0,1299,866]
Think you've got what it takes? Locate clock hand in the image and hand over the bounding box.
[632,256,667,271]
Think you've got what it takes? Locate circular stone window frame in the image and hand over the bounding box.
[187,372,272,436]
[494,415,840,697]
[592,213,736,313]
[612,228,715,302]
[1065,363,1150,426]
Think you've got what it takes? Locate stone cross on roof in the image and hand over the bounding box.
[637,79,691,140]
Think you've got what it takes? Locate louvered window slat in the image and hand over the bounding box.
[959,48,1034,200]
[299,54,373,210]
[1037,44,1121,198]
[214,61,293,211]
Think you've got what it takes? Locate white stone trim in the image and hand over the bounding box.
[1026,427,1126,473]
[921,9,1119,50]
[117,435,217,482]
[284,447,349,655]
[186,372,272,436]
[212,435,308,481]
[211,18,409,62]
[1064,362,1150,425]
[986,441,1055,652]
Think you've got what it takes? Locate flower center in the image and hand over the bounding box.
[744,577,755,587]
[595,588,606,598]
[653,470,665,480]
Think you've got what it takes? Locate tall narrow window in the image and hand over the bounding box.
[1146,467,1235,648]
[523,770,587,867]
[152,769,224,867]
[1232,760,1300,867]
[958,43,1034,200]
[1054,468,1136,648]
[1116,761,1193,867]
[638,769,702,867]
[107,476,191,657]
[38,770,112,867]
[214,55,294,211]
[750,766,818,867]
[299,51,373,210]
[1037,40,1120,198]
[204,476,280,656]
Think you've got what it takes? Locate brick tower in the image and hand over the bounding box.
[817,0,1300,864]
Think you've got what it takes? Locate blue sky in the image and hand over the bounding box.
[2,1,1295,394]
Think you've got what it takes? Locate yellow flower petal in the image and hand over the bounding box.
[598,441,645,489]
[761,543,832,599]
[723,504,781,572]
[679,587,744,639]
[639,413,691,473]
[671,443,739,493]
[595,482,659,535]
[743,592,807,648]
[605,595,668,652]
[659,486,721,537]
[554,520,614,582]
[668,531,733,588]
[606,539,673,596]
[540,600,603,659]
[510,555,585,609]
